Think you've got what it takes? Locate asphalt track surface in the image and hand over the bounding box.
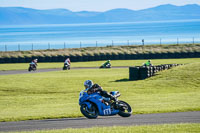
[0,111,200,132]
[0,66,129,75]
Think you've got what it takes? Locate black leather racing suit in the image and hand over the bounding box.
[87,84,113,99]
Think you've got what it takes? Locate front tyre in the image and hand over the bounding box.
[33,67,36,71]
[117,100,132,117]
[80,104,98,119]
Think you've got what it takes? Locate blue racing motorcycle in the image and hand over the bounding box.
[79,90,132,119]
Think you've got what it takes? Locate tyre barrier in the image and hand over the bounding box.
[129,64,183,80]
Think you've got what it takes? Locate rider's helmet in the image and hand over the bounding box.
[84,80,93,89]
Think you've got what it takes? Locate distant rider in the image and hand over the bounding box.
[143,60,152,67]
[64,58,71,66]
[83,80,115,102]
[101,60,111,68]
[30,59,38,68]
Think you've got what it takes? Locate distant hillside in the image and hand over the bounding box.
[0,4,200,25]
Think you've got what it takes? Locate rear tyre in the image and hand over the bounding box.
[63,65,67,70]
[99,66,103,68]
[67,66,70,70]
[117,100,132,117]
[80,103,98,119]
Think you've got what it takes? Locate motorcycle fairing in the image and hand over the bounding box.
[80,92,119,116]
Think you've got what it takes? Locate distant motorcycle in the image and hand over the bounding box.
[79,90,132,119]
[28,64,37,72]
[63,63,70,70]
[99,63,111,68]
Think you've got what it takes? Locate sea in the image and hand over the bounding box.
[0,19,200,51]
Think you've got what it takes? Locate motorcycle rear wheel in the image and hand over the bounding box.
[67,66,70,70]
[80,104,98,119]
[117,100,132,117]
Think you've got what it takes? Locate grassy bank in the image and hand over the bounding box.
[5,123,200,133]
[0,58,200,71]
[0,59,200,122]
[0,44,200,58]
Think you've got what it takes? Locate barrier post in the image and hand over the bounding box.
[32,43,33,51]
[48,43,50,49]
[18,44,20,51]
[64,42,66,49]
[5,45,7,51]
[193,37,194,44]
[177,38,179,45]
[160,38,162,45]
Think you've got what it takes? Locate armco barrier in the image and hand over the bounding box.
[0,52,200,63]
[129,64,183,80]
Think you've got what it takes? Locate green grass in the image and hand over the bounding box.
[5,123,200,133]
[0,58,200,71]
[0,59,200,122]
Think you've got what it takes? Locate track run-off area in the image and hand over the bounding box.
[0,111,200,132]
[0,66,199,132]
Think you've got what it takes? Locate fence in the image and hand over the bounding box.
[0,37,200,51]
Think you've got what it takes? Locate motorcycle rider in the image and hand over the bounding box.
[101,60,111,68]
[30,59,38,68]
[143,60,152,67]
[83,80,115,102]
[64,58,71,66]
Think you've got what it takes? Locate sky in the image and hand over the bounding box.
[0,0,200,11]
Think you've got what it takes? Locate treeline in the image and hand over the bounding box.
[0,44,200,63]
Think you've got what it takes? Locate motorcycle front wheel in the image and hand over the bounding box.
[80,104,98,119]
[117,100,132,117]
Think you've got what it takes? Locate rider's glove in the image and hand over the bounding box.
[110,95,116,101]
